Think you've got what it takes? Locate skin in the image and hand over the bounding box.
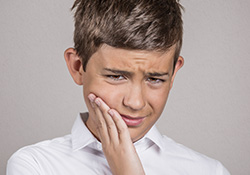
[88,94,145,175]
[64,44,184,174]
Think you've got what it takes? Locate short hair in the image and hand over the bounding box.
[72,0,183,71]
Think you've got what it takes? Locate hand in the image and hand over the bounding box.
[88,93,145,175]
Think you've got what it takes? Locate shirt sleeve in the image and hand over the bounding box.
[216,161,231,175]
[6,150,40,175]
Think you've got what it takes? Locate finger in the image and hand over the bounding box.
[88,94,109,144]
[108,109,131,144]
[95,97,119,145]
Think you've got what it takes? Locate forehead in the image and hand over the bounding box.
[90,44,176,72]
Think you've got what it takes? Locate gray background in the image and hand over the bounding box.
[1,0,249,174]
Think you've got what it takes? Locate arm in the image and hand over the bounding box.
[88,93,145,175]
[7,150,39,175]
[216,161,231,175]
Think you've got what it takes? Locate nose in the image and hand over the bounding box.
[123,84,146,111]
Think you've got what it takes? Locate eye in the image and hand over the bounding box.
[106,75,126,81]
[147,77,165,84]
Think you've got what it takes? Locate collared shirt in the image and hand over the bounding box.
[7,113,230,175]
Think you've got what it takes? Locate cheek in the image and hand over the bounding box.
[84,79,125,109]
[148,88,170,114]
[99,86,124,108]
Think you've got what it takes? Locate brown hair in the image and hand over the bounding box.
[72,0,183,71]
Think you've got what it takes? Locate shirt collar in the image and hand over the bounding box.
[71,112,165,151]
[71,113,98,151]
[139,125,165,151]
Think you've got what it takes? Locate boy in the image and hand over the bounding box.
[7,0,230,174]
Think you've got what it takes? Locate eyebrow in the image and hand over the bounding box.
[147,72,169,77]
[103,68,169,77]
[103,68,133,76]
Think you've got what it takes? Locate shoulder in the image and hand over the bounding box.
[7,135,71,174]
[9,134,72,160]
[160,135,230,175]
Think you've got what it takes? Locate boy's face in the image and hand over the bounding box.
[66,44,183,142]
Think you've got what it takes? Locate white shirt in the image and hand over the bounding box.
[7,113,230,175]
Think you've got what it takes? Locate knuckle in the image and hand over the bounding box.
[107,122,115,130]
[97,121,105,129]
[118,126,127,134]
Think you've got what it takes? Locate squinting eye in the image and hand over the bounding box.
[147,77,165,84]
[107,75,126,81]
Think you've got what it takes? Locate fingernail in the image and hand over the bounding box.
[108,109,114,116]
[88,94,95,102]
[95,98,101,107]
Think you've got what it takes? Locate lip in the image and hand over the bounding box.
[120,115,145,127]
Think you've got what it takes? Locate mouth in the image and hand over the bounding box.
[120,114,145,127]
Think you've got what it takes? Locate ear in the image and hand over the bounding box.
[170,56,184,89]
[64,48,84,85]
